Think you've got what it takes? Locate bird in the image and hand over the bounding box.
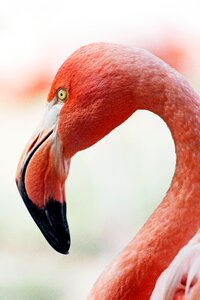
[15,43,200,299]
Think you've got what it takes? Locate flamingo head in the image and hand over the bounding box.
[16,43,138,254]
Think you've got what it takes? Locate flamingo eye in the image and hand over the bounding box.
[57,88,68,102]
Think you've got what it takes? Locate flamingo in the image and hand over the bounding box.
[15,43,200,299]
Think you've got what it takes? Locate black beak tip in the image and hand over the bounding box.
[52,237,70,255]
[41,200,71,255]
[29,199,71,255]
[54,238,70,255]
[18,176,71,254]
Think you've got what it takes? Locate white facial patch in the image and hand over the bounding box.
[30,99,63,141]
[42,100,63,131]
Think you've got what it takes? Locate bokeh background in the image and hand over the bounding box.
[1,0,200,299]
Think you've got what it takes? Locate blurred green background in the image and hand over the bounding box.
[1,0,200,299]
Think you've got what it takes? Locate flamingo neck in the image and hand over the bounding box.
[142,69,200,190]
[88,53,200,300]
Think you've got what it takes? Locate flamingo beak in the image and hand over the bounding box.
[16,101,71,254]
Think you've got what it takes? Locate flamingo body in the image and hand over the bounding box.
[151,231,200,300]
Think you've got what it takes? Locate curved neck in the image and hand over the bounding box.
[134,55,200,202]
[88,53,200,300]
[145,69,200,188]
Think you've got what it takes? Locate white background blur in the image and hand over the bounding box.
[0,0,200,299]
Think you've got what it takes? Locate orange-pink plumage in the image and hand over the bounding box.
[16,43,200,299]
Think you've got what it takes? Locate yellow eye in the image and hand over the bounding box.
[57,88,68,101]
